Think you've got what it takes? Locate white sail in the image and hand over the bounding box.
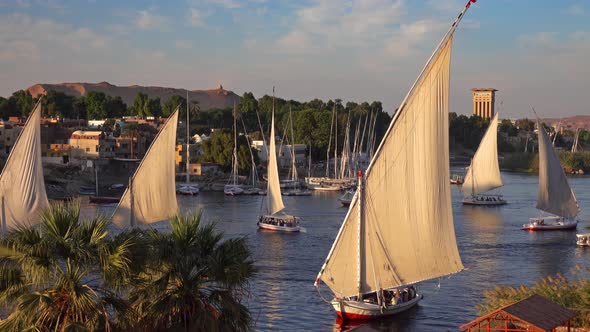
[462,112,503,196]
[266,105,285,215]
[0,101,49,232]
[317,36,463,297]
[536,119,579,218]
[112,109,179,227]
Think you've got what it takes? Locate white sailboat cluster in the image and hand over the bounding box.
[224,103,244,196]
[314,1,471,320]
[257,93,300,232]
[461,112,507,206]
[111,108,180,228]
[522,118,580,231]
[0,100,49,233]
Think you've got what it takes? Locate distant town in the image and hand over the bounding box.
[0,82,588,199]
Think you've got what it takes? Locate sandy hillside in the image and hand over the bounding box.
[27,81,241,110]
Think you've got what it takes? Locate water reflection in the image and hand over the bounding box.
[332,306,420,331]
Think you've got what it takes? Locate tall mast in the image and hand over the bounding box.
[233,102,238,186]
[334,106,338,179]
[326,105,335,177]
[186,90,190,185]
[357,170,364,297]
[289,105,297,182]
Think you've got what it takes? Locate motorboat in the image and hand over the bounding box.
[462,194,507,206]
[257,214,301,233]
[522,216,577,231]
[576,233,590,246]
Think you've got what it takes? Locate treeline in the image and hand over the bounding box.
[449,112,590,153]
[0,89,391,164]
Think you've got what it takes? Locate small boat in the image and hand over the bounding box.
[257,214,300,232]
[463,194,507,206]
[79,185,96,196]
[258,89,300,233]
[109,183,125,190]
[177,185,199,195]
[338,190,354,207]
[521,117,581,231]
[89,196,120,204]
[307,182,344,191]
[224,103,243,197]
[462,112,506,206]
[522,216,577,231]
[224,184,244,196]
[576,233,590,246]
[242,187,263,195]
[450,175,463,185]
[283,188,312,196]
[314,1,469,320]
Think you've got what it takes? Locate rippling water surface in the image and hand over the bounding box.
[82,170,590,331]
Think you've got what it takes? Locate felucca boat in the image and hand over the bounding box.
[462,112,507,206]
[177,91,199,196]
[257,91,300,233]
[111,108,179,228]
[224,103,244,196]
[0,100,49,233]
[522,117,579,231]
[314,1,473,320]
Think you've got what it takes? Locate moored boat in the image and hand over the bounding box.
[338,190,354,207]
[224,184,244,196]
[177,185,199,195]
[521,116,581,231]
[576,233,590,246]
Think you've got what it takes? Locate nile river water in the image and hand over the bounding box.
[82,169,590,331]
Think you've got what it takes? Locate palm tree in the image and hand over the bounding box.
[0,200,135,331]
[129,210,256,331]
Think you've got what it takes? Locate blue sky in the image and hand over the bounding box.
[0,0,588,118]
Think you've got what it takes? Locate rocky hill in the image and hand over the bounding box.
[27,81,241,110]
[542,115,590,130]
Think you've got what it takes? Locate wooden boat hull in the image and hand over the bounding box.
[89,196,120,204]
[258,215,300,233]
[224,187,244,196]
[522,217,577,231]
[331,294,421,320]
[462,195,507,206]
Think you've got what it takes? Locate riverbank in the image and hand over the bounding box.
[500,151,590,174]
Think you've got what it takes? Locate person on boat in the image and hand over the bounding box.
[394,290,401,304]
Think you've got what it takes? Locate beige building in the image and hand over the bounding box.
[472,88,497,119]
[0,122,22,157]
[69,131,115,159]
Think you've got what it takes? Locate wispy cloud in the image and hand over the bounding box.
[134,9,170,30]
[563,4,586,16]
[187,7,207,27]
